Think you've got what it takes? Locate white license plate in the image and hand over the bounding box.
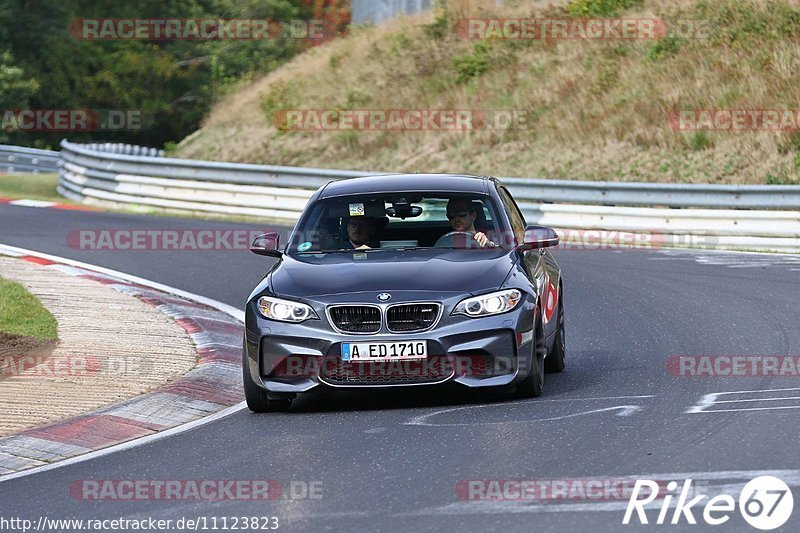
[341,341,427,362]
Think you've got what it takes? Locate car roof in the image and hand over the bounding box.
[317,174,491,199]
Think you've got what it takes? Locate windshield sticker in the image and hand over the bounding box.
[349,203,365,216]
[353,253,368,261]
[297,241,312,252]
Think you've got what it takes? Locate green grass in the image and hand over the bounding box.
[0,276,58,340]
[0,173,64,202]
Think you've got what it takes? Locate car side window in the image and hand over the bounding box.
[498,186,526,244]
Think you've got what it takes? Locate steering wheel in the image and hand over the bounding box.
[434,231,482,249]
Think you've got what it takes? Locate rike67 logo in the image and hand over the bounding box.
[624,476,794,530]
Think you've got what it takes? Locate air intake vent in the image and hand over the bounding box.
[386,303,440,333]
[329,305,381,334]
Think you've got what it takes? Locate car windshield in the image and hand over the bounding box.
[287,192,506,254]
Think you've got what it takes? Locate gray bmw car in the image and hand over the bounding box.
[243,174,565,412]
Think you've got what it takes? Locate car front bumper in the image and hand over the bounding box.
[244,293,538,393]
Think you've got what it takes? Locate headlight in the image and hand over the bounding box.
[453,289,522,318]
[257,296,318,323]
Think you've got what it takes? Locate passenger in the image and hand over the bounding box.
[317,218,341,251]
[445,198,491,248]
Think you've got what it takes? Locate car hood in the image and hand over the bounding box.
[263,249,518,299]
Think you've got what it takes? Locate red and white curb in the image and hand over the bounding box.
[0,197,95,211]
[0,244,245,478]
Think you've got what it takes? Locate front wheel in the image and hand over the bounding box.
[545,286,566,373]
[243,339,293,413]
[515,309,545,398]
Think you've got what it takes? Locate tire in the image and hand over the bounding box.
[545,286,566,373]
[243,339,293,413]
[515,308,545,398]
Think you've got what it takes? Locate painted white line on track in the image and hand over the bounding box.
[404,396,654,427]
[695,406,800,413]
[533,395,655,402]
[687,387,800,414]
[8,200,57,208]
[714,396,800,404]
[0,242,247,483]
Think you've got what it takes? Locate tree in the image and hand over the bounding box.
[0,0,331,148]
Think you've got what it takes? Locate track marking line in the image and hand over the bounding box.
[1,198,96,211]
[404,396,654,427]
[713,396,800,404]
[694,406,800,413]
[687,387,800,414]
[8,199,56,208]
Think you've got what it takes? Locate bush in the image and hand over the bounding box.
[260,81,301,129]
[689,132,713,151]
[700,0,800,45]
[163,141,178,155]
[646,36,682,61]
[452,41,492,83]
[765,170,797,185]
[778,131,800,154]
[344,89,372,109]
[567,0,644,17]
[424,9,451,40]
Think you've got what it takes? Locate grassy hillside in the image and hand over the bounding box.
[175,0,800,185]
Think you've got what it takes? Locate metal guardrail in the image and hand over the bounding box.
[84,142,165,158]
[503,178,800,210]
[56,140,800,252]
[0,144,59,174]
[59,140,800,209]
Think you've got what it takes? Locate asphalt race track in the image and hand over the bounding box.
[2,203,800,532]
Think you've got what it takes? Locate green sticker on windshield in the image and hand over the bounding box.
[297,241,312,252]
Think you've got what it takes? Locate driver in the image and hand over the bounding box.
[445,198,491,247]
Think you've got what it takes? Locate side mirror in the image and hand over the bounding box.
[251,232,282,257]
[519,225,559,251]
